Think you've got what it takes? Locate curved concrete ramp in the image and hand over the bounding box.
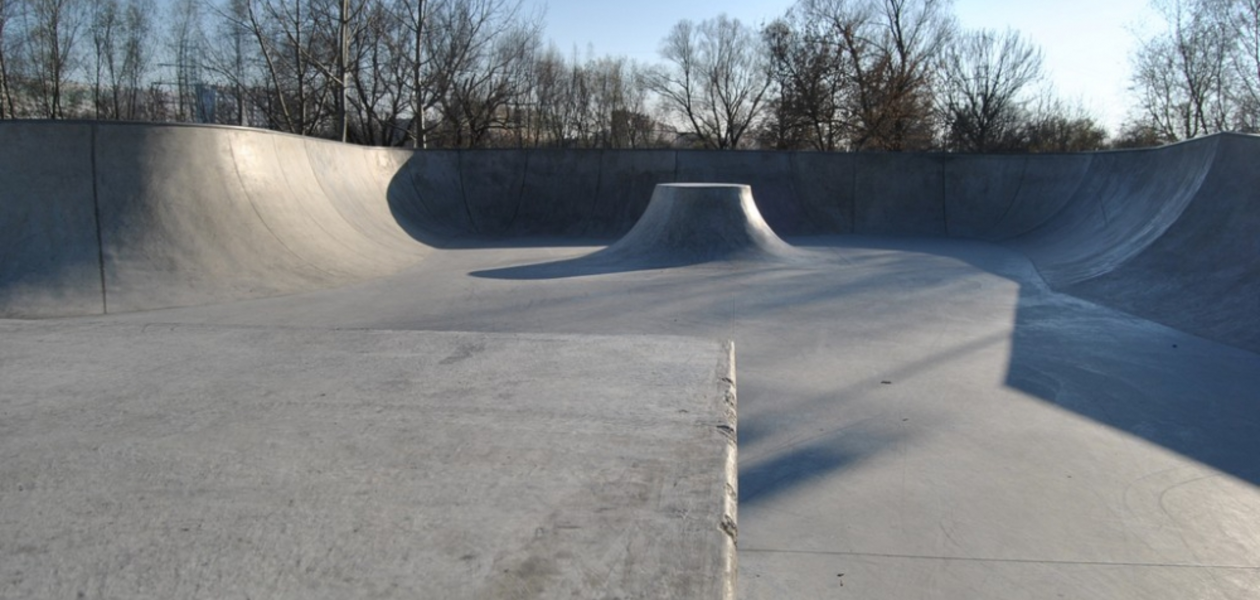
[0,122,426,317]
[1061,134,1260,350]
[2,122,1258,349]
[389,133,1258,352]
[4,123,1260,600]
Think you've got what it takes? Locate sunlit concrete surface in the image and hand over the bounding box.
[0,323,737,599]
[2,122,1258,598]
[98,237,1260,599]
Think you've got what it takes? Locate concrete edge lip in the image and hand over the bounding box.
[717,340,739,600]
[663,182,747,187]
[0,323,740,599]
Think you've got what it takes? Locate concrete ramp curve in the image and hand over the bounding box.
[3,121,1260,600]
[0,121,426,317]
[1,122,1257,350]
[385,133,1259,351]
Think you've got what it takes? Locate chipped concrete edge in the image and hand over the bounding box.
[716,339,738,600]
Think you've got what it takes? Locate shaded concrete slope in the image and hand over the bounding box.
[0,122,426,317]
[0,122,102,316]
[388,146,1096,241]
[1061,134,1260,351]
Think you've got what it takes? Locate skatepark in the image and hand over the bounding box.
[2,121,1258,598]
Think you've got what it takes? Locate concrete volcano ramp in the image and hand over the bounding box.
[599,183,801,265]
[468,183,806,279]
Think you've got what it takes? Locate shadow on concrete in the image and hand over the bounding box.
[733,237,1260,508]
[467,248,819,280]
[414,233,1260,507]
[469,251,709,280]
[1001,293,1260,485]
[740,426,907,505]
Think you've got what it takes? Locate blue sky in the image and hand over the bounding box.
[533,0,1161,133]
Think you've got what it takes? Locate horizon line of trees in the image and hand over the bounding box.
[0,0,1257,151]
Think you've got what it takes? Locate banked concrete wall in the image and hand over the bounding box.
[2,122,1256,352]
[0,122,424,317]
[391,134,1259,352]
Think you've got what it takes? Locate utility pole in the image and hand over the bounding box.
[235,0,245,126]
[336,0,350,142]
[412,0,426,148]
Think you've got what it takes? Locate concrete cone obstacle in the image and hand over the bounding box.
[598,183,801,265]
[469,183,804,279]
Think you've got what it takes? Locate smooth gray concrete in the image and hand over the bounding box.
[2,122,1259,599]
[95,237,1260,600]
[0,122,102,317]
[4,124,1256,351]
[1,122,426,316]
[598,184,800,265]
[0,322,737,599]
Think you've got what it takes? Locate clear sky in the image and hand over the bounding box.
[533,0,1162,133]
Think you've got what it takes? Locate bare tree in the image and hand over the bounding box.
[1019,94,1107,152]
[424,0,539,147]
[167,0,211,122]
[651,14,771,149]
[114,0,151,119]
[526,45,572,145]
[588,56,653,147]
[522,48,660,148]
[394,0,429,146]
[790,0,954,150]
[369,0,540,147]
[346,0,413,144]
[1129,0,1234,140]
[241,0,335,134]
[1232,0,1260,131]
[761,11,852,150]
[89,0,109,115]
[202,0,252,125]
[0,0,16,117]
[23,0,89,118]
[939,28,1043,152]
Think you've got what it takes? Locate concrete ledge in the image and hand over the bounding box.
[0,322,737,599]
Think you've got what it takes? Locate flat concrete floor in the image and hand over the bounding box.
[82,235,1260,599]
[1,324,737,599]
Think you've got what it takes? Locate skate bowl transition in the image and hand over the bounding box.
[3,121,1258,351]
[2,121,1259,599]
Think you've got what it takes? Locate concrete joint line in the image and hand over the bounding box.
[89,124,108,314]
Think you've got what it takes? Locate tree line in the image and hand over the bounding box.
[0,0,1256,150]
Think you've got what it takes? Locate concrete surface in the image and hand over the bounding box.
[598,184,800,266]
[5,123,1255,351]
[0,123,102,317]
[1,122,426,316]
[94,237,1260,600]
[2,122,1259,599]
[0,322,737,599]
